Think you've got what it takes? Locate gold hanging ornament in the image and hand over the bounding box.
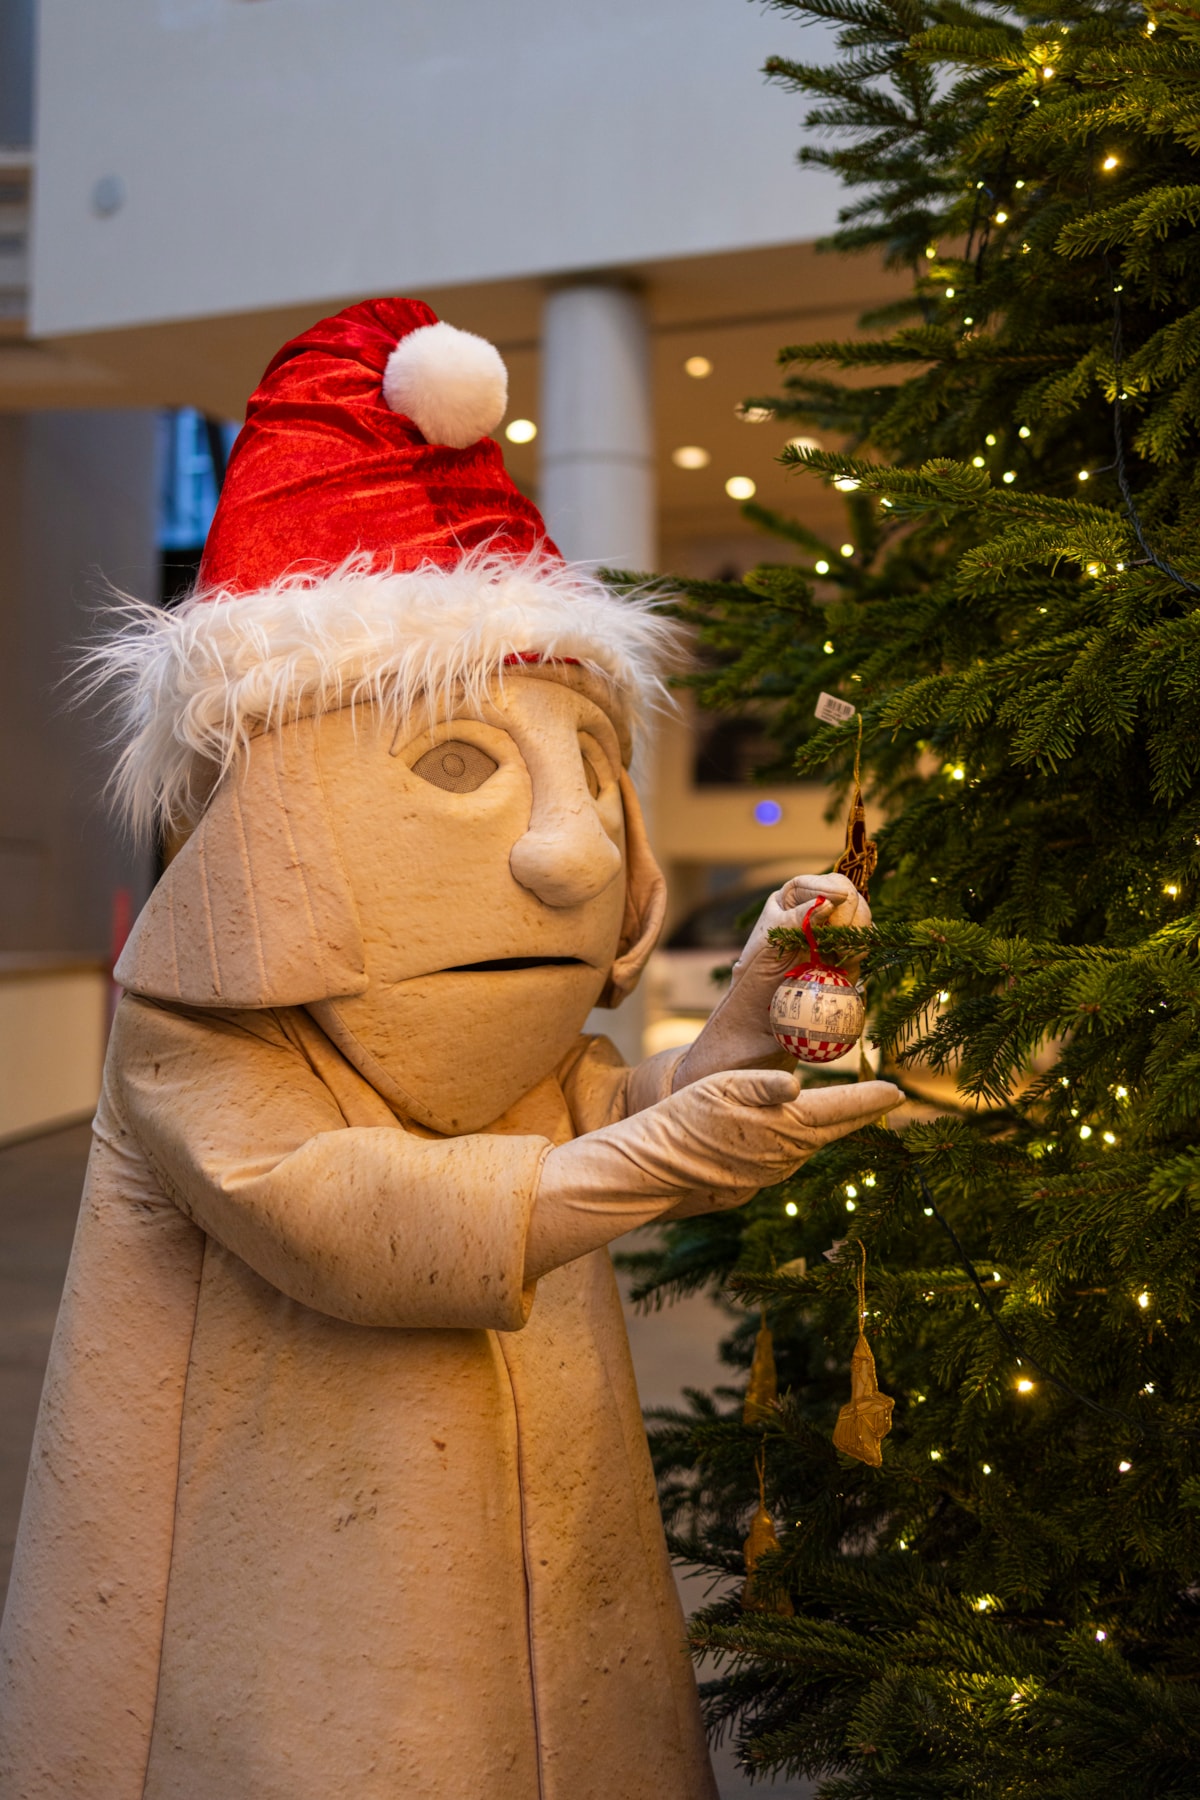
[834,711,878,1084]
[834,713,877,899]
[832,1240,895,1468]
[742,1312,778,1425]
[742,1449,795,1615]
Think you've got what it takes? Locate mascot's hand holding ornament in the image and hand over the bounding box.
[0,298,899,1800]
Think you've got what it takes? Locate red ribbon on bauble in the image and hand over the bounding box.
[769,898,866,1065]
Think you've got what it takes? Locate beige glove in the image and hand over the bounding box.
[525,1068,900,1280]
[670,871,872,1091]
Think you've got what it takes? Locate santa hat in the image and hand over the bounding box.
[88,297,674,839]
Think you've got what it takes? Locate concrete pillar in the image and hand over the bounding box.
[539,282,655,568]
[539,282,657,1065]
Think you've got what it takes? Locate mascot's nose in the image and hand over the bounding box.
[510,795,623,908]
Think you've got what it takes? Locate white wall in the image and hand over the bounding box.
[32,0,840,336]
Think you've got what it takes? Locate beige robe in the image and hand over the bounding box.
[0,997,717,1800]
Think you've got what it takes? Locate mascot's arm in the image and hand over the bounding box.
[111,995,546,1330]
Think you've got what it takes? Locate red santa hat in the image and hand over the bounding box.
[90,297,674,839]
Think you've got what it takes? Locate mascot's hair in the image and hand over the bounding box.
[77,549,680,843]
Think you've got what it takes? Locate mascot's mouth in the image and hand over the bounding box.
[443,956,591,973]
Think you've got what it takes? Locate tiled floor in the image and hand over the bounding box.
[0,1121,813,1798]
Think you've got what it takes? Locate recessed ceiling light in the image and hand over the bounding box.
[736,403,773,423]
[671,445,710,470]
[505,418,537,444]
[725,476,756,500]
[684,355,712,378]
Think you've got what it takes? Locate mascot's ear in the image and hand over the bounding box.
[115,722,367,1009]
[596,770,667,1009]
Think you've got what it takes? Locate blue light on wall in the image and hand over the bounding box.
[754,799,783,826]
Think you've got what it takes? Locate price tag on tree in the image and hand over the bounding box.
[815,691,857,726]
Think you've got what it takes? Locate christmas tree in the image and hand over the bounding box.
[624,2,1200,1792]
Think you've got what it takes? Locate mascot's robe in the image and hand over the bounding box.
[0,999,717,1800]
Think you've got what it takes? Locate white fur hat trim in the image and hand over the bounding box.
[382,322,508,448]
[82,551,678,841]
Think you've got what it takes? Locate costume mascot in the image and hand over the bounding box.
[0,298,899,1800]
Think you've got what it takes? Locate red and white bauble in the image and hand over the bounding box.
[769,898,865,1064]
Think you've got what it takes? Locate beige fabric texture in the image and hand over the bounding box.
[0,1007,713,1800]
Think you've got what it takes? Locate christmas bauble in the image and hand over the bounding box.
[770,961,865,1064]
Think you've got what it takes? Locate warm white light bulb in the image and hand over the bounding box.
[945,286,956,298]
[737,403,773,424]
[972,455,986,467]
[1102,155,1119,171]
[1003,470,1016,484]
[814,560,830,575]
[840,543,854,557]
[784,1200,799,1217]
[505,418,537,444]
[1016,1378,1034,1393]
[684,355,712,378]
[672,445,710,470]
[834,475,861,492]
[823,639,835,654]
[725,476,756,500]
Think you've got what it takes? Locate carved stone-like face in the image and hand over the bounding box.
[309,673,629,1134]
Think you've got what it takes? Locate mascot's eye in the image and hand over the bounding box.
[411,740,499,793]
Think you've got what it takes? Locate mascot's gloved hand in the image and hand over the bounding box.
[669,871,872,1092]
[524,1068,900,1280]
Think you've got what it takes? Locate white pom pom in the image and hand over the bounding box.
[382,320,508,449]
